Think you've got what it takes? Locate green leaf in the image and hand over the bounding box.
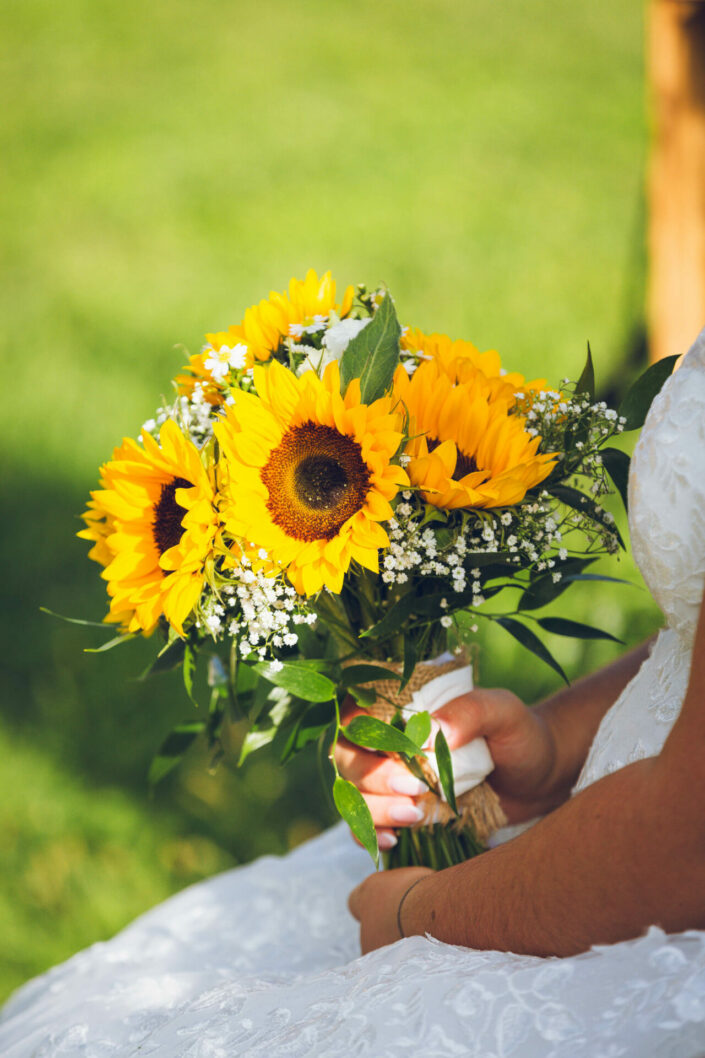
[564,572,634,587]
[348,686,378,710]
[279,701,335,763]
[496,616,569,684]
[139,638,187,679]
[549,483,624,549]
[333,776,378,864]
[434,728,458,814]
[401,637,417,692]
[520,557,595,611]
[339,292,401,403]
[536,616,623,643]
[253,660,335,702]
[575,342,596,399]
[601,447,630,514]
[618,354,679,430]
[183,644,197,704]
[339,664,401,688]
[40,607,114,630]
[84,633,137,653]
[342,715,425,756]
[237,694,292,765]
[405,710,431,748]
[148,722,204,785]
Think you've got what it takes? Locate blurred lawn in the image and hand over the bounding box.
[0,0,661,1002]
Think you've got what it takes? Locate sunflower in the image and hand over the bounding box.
[78,421,219,635]
[393,360,556,510]
[176,270,354,402]
[402,327,546,401]
[215,359,408,595]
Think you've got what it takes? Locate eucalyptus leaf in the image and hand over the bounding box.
[279,701,335,763]
[342,715,425,756]
[618,354,679,430]
[434,728,458,814]
[536,616,623,643]
[148,722,204,785]
[339,292,401,403]
[405,710,431,749]
[496,616,569,684]
[237,695,292,765]
[575,342,596,399]
[549,483,624,549]
[348,686,378,710]
[601,447,630,514]
[39,607,115,630]
[333,776,378,864]
[253,660,335,702]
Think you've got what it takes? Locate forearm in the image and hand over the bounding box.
[534,638,654,803]
[403,746,705,956]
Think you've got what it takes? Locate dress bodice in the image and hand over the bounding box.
[574,329,705,791]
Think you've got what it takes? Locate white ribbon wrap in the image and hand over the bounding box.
[401,662,494,799]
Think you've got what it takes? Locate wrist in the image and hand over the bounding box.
[397,872,437,939]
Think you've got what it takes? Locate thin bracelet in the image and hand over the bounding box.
[396,877,427,939]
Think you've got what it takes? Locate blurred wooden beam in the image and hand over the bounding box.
[648,0,705,360]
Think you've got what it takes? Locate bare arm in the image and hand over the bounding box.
[349,596,704,955]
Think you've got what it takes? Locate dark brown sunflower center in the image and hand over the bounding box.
[153,477,191,556]
[261,422,371,542]
[427,437,480,480]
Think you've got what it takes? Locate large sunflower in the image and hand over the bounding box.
[79,421,219,635]
[215,359,408,595]
[393,360,556,510]
[176,270,354,401]
[402,327,546,401]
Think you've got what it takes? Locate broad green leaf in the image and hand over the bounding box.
[536,616,623,643]
[496,617,569,684]
[342,715,425,756]
[40,607,114,630]
[519,557,595,611]
[279,700,335,763]
[340,664,402,688]
[253,660,335,702]
[183,644,197,705]
[339,292,401,403]
[601,447,630,514]
[237,695,292,765]
[348,685,378,710]
[84,633,137,653]
[618,354,679,430]
[434,728,458,814]
[575,342,596,399]
[148,722,204,785]
[333,776,378,864]
[405,710,431,748]
[139,638,187,679]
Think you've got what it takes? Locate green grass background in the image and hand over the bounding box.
[0,0,662,1002]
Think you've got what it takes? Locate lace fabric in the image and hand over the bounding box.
[3,332,705,1057]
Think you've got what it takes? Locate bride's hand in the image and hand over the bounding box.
[335,688,561,849]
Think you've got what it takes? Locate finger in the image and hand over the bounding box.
[360,792,424,829]
[433,688,519,749]
[335,741,427,796]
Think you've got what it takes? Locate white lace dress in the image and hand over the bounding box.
[3,335,705,1058]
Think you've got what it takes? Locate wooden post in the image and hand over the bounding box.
[648,0,705,361]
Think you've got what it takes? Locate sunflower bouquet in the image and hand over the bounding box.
[74,269,664,869]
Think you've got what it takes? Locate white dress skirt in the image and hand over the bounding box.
[2,333,705,1057]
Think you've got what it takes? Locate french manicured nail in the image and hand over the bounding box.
[377,831,398,850]
[389,803,425,825]
[388,774,426,796]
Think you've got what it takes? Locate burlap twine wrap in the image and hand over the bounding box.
[351,656,507,843]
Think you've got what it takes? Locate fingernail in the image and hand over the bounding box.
[424,718,453,748]
[389,803,425,825]
[377,831,398,850]
[389,774,427,796]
